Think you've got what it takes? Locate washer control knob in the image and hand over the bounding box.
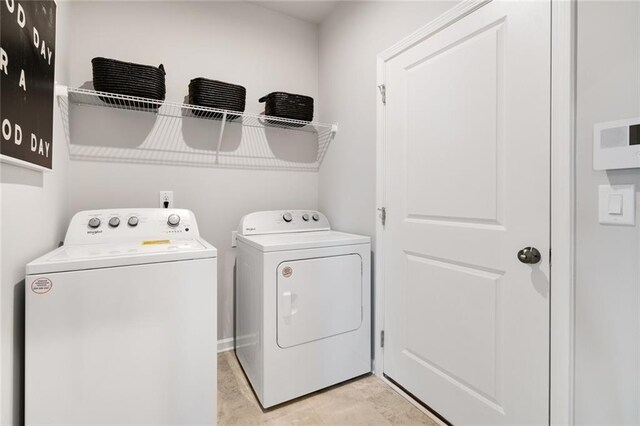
[312,213,320,221]
[283,212,293,223]
[167,214,181,227]
[88,217,101,229]
[302,213,310,221]
[108,217,120,228]
[128,216,139,227]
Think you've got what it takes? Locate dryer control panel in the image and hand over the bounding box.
[64,208,200,244]
[238,210,330,235]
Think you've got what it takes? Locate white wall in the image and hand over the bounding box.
[0,2,71,423]
[64,1,320,344]
[317,1,456,237]
[574,1,640,424]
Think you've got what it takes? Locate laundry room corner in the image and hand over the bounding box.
[61,1,322,354]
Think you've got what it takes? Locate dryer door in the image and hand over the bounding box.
[277,254,362,348]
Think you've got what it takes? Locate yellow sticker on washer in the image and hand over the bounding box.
[142,240,171,245]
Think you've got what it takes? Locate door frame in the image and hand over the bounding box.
[374,1,576,424]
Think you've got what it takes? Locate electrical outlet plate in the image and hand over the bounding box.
[159,191,173,209]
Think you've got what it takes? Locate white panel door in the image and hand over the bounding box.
[382,1,550,424]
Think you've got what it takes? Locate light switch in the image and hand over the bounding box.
[607,194,623,215]
[599,184,635,225]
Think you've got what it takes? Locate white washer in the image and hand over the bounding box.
[25,208,217,425]
[235,210,371,408]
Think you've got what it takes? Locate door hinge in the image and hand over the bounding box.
[378,84,386,105]
[378,207,386,226]
[549,248,552,266]
[380,330,385,348]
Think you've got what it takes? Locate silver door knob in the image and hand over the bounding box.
[517,247,541,264]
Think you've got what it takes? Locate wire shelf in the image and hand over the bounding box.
[58,86,337,172]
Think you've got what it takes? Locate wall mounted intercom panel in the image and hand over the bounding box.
[594,117,640,170]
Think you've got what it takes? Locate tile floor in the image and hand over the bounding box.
[218,351,439,425]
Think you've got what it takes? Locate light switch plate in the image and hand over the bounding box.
[607,194,623,215]
[599,184,635,225]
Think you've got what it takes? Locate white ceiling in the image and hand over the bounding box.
[248,1,341,24]
[66,0,340,25]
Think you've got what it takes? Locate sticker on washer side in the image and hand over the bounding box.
[31,277,52,294]
[282,266,293,278]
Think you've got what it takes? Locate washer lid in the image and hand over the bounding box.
[26,237,217,275]
[236,230,370,252]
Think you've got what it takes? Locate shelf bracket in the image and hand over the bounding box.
[215,111,228,164]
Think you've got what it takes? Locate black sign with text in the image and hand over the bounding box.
[1,0,56,169]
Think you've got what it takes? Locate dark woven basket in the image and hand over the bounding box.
[92,57,166,109]
[188,78,246,120]
[259,92,314,127]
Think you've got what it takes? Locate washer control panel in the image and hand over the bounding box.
[238,210,330,235]
[65,208,200,244]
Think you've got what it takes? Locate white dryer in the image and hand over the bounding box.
[235,210,371,408]
[25,209,217,425]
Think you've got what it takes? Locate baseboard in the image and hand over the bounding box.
[217,337,235,353]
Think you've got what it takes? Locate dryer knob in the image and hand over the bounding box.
[108,217,120,228]
[312,213,320,221]
[88,217,101,229]
[128,216,139,227]
[302,213,310,221]
[283,212,293,223]
[167,214,181,227]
